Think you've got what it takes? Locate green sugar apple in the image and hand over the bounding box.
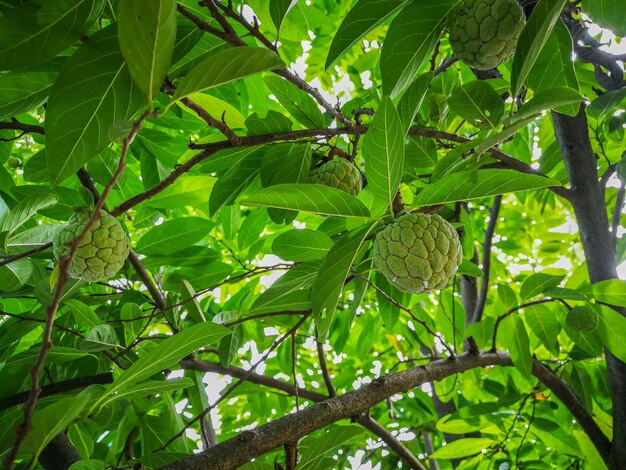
[310,158,362,195]
[373,213,462,294]
[449,0,525,70]
[53,209,130,282]
[566,305,600,333]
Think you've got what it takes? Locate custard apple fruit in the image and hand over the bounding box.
[566,305,600,333]
[449,0,526,70]
[373,213,462,294]
[310,158,362,195]
[53,209,130,282]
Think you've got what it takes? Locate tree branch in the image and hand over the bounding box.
[472,195,502,323]
[0,121,45,135]
[166,351,611,470]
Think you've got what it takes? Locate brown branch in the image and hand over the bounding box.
[0,311,83,339]
[176,4,232,43]
[4,110,155,470]
[316,340,336,397]
[0,373,113,411]
[180,358,427,470]
[180,97,241,145]
[0,121,45,134]
[472,195,502,323]
[171,350,611,470]
[0,243,52,267]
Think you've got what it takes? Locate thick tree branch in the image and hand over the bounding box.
[37,433,80,470]
[0,121,45,134]
[167,351,610,470]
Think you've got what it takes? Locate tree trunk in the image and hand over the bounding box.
[552,106,625,469]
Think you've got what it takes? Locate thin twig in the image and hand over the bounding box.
[316,340,336,397]
[180,97,241,145]
[0,243,52,267]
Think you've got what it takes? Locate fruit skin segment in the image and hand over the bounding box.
[310,157,362,196]
[449,0,526,70]
[373,213,463,294]
[53,209,130,282]
[566,305,600,333]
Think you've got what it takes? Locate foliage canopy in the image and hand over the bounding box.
[0,0,625,469]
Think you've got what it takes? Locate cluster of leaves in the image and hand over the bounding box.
[0,0,625,469]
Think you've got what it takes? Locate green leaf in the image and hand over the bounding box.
[270,0,298,33]
[242,184,371,218]
[0,193,58,235]
[525,304,560,354]
[172,47,284,103]
[397,72,433,134]
[600,306,626,363]
[429,437,497,459]
[0,0,104,70]
[298,425,363,469]
[22,395,90,462]
[325,0,407,69]
[520,273,564,300]
[250,263,319,314]
[582,0,626,36]
[588,88,626,121]
[119,0,177,102]
[525,21,580,117]
[0,69,59,120]
[100,322,229,405]
[135,217,214,256]
[414,170,561,206]
[179,280,207,323]
[499,314,531,378]
[510,0,570,96]
[312,222,375,338]
[145,175,216,209]
[380,0,458,98]
[457,260,483,277]
[180,93,246,129]
[263,75,325,129]
[45,23,146,185]
[0,258,32,292]
[506,87,582,126]
[362,96,404,210]
[589,279,626,307]
[68,461,105,470]
[80,324,121,352]
[218,325,243,368]
[209,151,262,217]
[98,378,193,409]
[272,229,334,262]
[447,81,504,130]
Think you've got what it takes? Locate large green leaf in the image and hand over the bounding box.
[510,0,569,96]
[520,273,564,300]
[0,0,104,70]
[22,395,90,462]
[98,378,193,409]
[526,21,580,116]
[272,229,333,262]
[582,0,626,36]
[429,437,497,459]
[447,81,504,130]
[505,87,582,126]
[397,72,433,134]
[135,217,214,256]
[97,322,229,408]
[0,258,32,292]
[600,306,626,363]
[362,96,404,210]
[414,170,560,206]
[172,47,284,104]
[119,0,177,102]
[525,304,560,354]
[0,69,59,119]
[312,222,375,338]
[263,75,325,129]
[250,262,319,314]
[298,425,363,469]
[45,24,146,185]
[242,184,371,218]
[209,151,263,217]
[589,279,626,307]
[270,0,298,33]
[0,193,58,235]
[499,314,531,378]
[325,0,407,69]
[380,0,459,97]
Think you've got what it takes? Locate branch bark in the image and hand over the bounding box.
[552,106,624,469]
[169,351,611,470]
